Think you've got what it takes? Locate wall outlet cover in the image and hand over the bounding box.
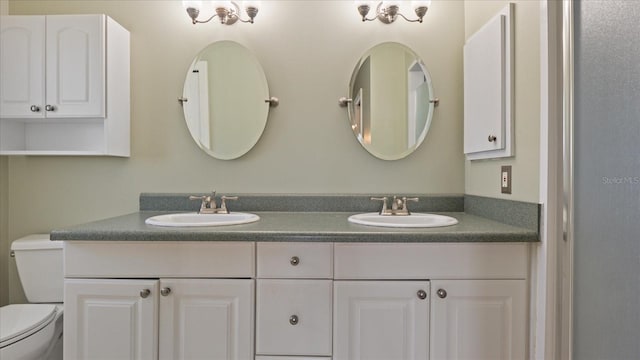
[501,165,512,194]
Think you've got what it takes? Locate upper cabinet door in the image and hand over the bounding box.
[46,15,105,118]
[0,16,45,118]
[463,4,514,160]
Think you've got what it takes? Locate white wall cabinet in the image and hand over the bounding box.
[0,14,129,156]
[463,4,513,160]
[430,280,526,360]
[333,281,430,360]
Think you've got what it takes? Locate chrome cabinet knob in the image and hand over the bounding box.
[45,104,56,112]
[289,314,299,325]
[290,256,300,266]
[140,289,151,298]
[160,287,172,296]
[30,105,40,112]
[488,135,497,142]
[437,288,447,299]
[417,289,427,300]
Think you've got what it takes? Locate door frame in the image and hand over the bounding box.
[536,0,573,359]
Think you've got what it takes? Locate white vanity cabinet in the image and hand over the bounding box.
[256,242,333,359]
[157,279,254,360]
[64,278,159,360]
[334,243,528,360]
[333,281,431,360]
[429,279,526,360]
[63,240,529,360]
[63,241,255,360]
[0,14,130,156]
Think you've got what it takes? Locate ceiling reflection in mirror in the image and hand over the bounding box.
[182,41,270,160]
[347,42,436,160]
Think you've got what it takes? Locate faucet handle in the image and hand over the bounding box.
[220,196,238,213]
[401,197,419,214]
[371,197,388,214]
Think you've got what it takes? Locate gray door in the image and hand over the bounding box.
[573,1,640,359]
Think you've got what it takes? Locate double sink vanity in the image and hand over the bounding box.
[55,193,539,360]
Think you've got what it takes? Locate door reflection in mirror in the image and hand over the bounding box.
[182,41,270,160]
[347,42,435,160]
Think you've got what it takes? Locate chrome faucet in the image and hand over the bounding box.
[371,196,419,216]
[189,191,238,214]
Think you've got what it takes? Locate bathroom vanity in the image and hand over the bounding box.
[55,195,538,360]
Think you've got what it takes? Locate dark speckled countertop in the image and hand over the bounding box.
[51,194,540,242]
[50,210,538,243]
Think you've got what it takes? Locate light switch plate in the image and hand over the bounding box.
[501,165,512,194]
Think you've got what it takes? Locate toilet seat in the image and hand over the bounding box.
[0,304,57,348]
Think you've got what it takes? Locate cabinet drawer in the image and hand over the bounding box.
[257,242,333,278]
[256,279,332,356]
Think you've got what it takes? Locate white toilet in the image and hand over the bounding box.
[0,234,64,360]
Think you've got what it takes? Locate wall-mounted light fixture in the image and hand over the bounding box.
[355,1,431,24]
[182,1,260,25]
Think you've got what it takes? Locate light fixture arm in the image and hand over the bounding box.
[396,9,426,23]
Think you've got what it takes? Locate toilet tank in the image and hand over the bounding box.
[11,234,63,303]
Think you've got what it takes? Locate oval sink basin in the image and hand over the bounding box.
[145,212,259,227]
[348,212,458,228]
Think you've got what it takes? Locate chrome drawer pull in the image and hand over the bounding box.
[290,256,300,266]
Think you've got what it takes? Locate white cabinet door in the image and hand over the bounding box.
[45,15,105,118]
[463,4,514,160]
[64,278,158,360]
[333,281,430,360]
[0,16,45,118]
[430,279,526,360]
[158,278,254,360]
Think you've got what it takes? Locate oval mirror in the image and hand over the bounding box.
[346,42,436,160]
[182,41,271,160]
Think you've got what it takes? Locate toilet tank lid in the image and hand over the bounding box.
[11,234,63,251]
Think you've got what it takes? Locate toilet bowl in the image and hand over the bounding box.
[0,304,63,360]
[0,235,64,360]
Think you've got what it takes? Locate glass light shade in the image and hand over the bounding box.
[412,0,431,10]
[182,0,202,10]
